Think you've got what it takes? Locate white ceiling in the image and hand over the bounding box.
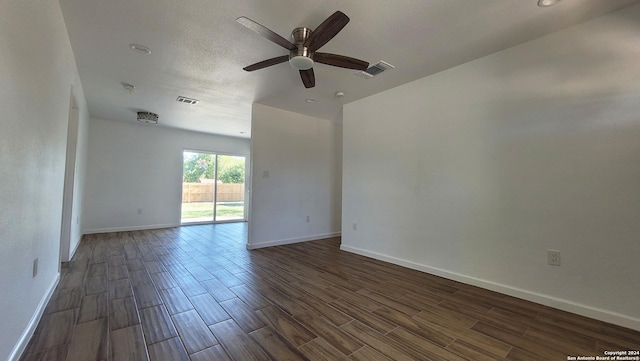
[58,0,640,138]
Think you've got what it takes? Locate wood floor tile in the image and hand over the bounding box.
[173,275,208,297]
[140,305,178,345]
[298,337,350,361]
[341,320,421,361]
[229,284,271,310]
[385,326,465,361]
[472,321,564,359]
[249,326,309,360]
[110,296,140,330]
[78,292,108,323]
[108,265,129,281]
[257,305,317,347]
[148,337,189,361]
[189,345,231,361]
[27,309,77,352]
[60,271,86,289]
[144,260,166,274]
[413,310,512,357]
[373,306,454,347]
[290,280,339,303]
[130,269,153,286]
[298,295,352,326]
[356,289,419,316]
[209,319,271,361]
[329,299,395,334]
[219,297,266,332]
[349,345,391,361]
[186,265,215,282]
[150,272,177,290]
[88,262,107,277]
[20,344,68,361]
[200,278,236,302]
[159,287,193,315]
[134,283,162,309]
[23,224,640,361]
[45,287,82,313]
[189,293,230,325]
[258,287,309,316]
[66,318,108,361]
[295,312,363,355]
[109,278,133,300]
[172,310,218,354]
[447,339,506,361]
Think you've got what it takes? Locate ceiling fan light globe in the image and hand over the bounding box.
[289,55,314,70]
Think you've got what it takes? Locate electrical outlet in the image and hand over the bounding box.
[547,250,561,266]
[353,222,358,231]
[33,258,38,278]
[137,208,142,215]
[306,215,310,223]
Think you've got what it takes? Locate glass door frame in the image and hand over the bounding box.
[180,148,249,225]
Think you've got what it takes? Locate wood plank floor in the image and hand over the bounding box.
[21,223,640,361]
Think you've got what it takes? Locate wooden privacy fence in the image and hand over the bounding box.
[182,183,244,203]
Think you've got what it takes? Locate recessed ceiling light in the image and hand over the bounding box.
[305,98,316,103]
[129,43,151,54]
[538,0,561,7]
[335,91,345,98]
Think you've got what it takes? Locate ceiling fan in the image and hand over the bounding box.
[236,11,369,88]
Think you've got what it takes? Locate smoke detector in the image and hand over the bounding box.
[137,111,159,124]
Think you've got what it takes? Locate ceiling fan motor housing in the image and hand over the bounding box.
[289,27,314,70]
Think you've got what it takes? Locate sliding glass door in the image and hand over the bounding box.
[181,151,246,224]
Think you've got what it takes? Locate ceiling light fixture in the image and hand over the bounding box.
[129,43,151,54]
[305,98,317,103]
[335,91,345,98]
[538,0,562,7]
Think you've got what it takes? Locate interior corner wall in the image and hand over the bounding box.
[249,104,342,249]
[342,4,640,330]
[83,118,250,233]
[0,0,90,359]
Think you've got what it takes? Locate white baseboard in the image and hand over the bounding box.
[83,223,179,234]
[9,274,60,361]
[247,232,341,250]
[68,233,82,260]
[340,244,640,332]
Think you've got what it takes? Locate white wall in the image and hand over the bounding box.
[83,118,250,233]
[0,0,90,359]
[249,104,342,249]
[342,5,640,330]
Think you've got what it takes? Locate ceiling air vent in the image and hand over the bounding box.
[137,111,159,124]
[355,61,395,79]
[176,96,199,105]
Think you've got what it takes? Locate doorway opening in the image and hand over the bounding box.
[181,150,246,224]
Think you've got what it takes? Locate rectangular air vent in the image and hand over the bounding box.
[355,61,395,79]
[176,96,199,105]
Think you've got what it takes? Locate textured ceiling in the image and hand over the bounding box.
[58,0,640,138]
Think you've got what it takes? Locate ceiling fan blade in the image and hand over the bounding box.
[315,53,368,70]
[236,16,296,51]
[300,69,315,88]
[304,11,350,51]
[243,55,289,71]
